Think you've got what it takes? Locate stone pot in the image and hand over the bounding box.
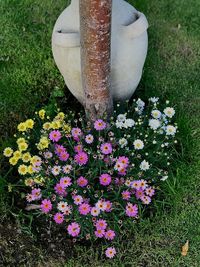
[52,0,148,104]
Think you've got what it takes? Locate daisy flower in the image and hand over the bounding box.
[126,203,138,217]
[40,199,52,213]
[3,147,13,157]
[71,128,82,139]
[105,247,116,259]
[141,195,151,205]
[60,177,72,188]
[133,139,144,150]
[95,229,105,238]
[145,187,155,197]
[85,134,94,144]
[54,183,66,196]
[31,188,42,200]
[91,207,101,217]
[119,138,128,148]
[49,130,62,142]
[151,109,162,119]
[57,201,69,212]
[100,143,112,155]
[62,165,72,174]
[59,151,69,162]
[149,119,161,130]
[74,152,88,166]
[77,176,88,187]
[67,222,80,237]
[105,230,116,240]
[51,165,61,176]
[73,195,84,205]
[122,190,131,200]
[99,173,112,186]
[94,119,106,130]
[140,160,150,171]
[165,125,176,135]
[78,203,91,215]
[164,107,175,118]
[54,213,64,224]
[96,200,107,211]
[74,144,83,153]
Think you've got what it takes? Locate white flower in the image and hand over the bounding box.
[57,201,69,212]
[91,207,101,217]
[149,119,161,130]
[160,176,168,181]
[95,200,107,211]
[166,125,176,135]
[151,110,161,119]
[140,160,150,171]
[136,99,145,108]
[133,139,144,150]
[115,120,124,129]
[51,165,61,176]
[164,107,175,118]
[149,97,159,103]
[124,119,135,128]
[119,138,128,148]
[117,114,126,122]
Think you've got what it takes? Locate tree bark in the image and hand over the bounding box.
[80,0,113,121]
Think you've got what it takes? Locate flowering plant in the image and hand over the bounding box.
[3,97,177,258]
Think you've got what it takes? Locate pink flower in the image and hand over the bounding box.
[74,144,83,153]
[105,201,112,212]
[73,195,83,205]
[59,151,69,162]
[131,180,141,190]
[74,152,88,166]
[125,203,138,217]
[105,247,116,259]
[62,165,72,174]
[71,128,82,139]
[60,177,72,188]
[26,194,34,202]
[118,156,129,167]
[105,230,116,240]
[135,189,145,200]
[100,143,112,155]
[139,179,148,190]
[78,203,91,215]
[31,188,42,200]
[91,207,100,217]
[49,130,61,142]
[77,176,88,187]
[96,219,107,230]
[40,199,52,213]
[85,134,94,144]
[54,183,66,196]
[54,213,64,224]
[95,229,105,238]
[141,195,151,205]
[145,187,155,197]
[67,222,80,237]
[99,173,112,186]
[122,190,131,200]
[94,119,106,131]
[55,144,65,155]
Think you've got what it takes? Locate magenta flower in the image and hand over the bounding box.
[67,222,81,237]
[105,230,116,240]
[125,203,138,217]
[145,187,155,197]
[122,190,131,200]
[73,195,84,205]
[99,173,112,186]
[74,144,83,153]
[77,176,88,187]
[31,188,42,200]
[55,144,65,155]
[100,143,112,155]
[85,134,94,144]
[78,203,91,215]
[95,229,105,238]
[94,119,107,130]
[71,128,82,139]
[118,156,129,167]
[96,219,107,230]
[59,151,69,162]
[60,177,72,188]
[40,199,52,214]
[54,213,64,224]
[49,130,62,142]
[141,195,151,205]
[105,201,112,212]
[105,247,116,259]
[74,152,88,166]
[135,189,145,200]
[54,183,66,196]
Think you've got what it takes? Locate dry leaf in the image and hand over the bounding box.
[181,240,189,256]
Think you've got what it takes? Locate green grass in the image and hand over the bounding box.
[0,0,200,266]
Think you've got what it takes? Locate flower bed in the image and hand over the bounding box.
[3,97,177,259]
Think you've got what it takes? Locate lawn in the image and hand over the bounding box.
[0,0,200,266]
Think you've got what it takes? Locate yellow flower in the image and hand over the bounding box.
[17,137,26,145]
[22,152,31,163]
[25,178,34,187]
[18,142,28,152]
[27,165,35,174]
[18,164,28,175]
[37,136,49,150]
[30,155,41,166]
[17,122,27,132]
[63,123,71,134]
[34,175,44,185]
[43,122,51,130]
[3,147,13,157]
[9,157,18,166]
[25,119,34,129]
[51,120,61,129]
[13,150,22,159]
[55,112,65,121]
[39,109,45,119]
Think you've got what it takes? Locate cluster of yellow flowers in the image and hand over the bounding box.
[3,109,72,180]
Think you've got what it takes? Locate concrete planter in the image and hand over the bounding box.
[52,0,148,104]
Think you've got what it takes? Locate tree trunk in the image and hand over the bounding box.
[80,0,113,121]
